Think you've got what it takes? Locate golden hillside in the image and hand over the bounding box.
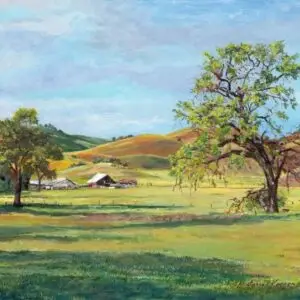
[71,134,187,161]
[167,128,200,143]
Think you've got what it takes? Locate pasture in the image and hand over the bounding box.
[1,175,300,299]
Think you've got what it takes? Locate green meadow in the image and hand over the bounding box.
[1,170,300,299]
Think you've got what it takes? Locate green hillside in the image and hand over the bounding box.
[121,154,170,169]
[41,124,108,152]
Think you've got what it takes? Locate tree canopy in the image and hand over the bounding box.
[0,108,63,206]
[170,41,300,213]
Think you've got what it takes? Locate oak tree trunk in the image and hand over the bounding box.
[13,173,23,207]
[267,186,279,213]
[265,176,279,213]
[38,177,42,192]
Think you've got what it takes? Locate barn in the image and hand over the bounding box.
[30,180,49,190]
[51,178,77,190]
[87,173,116,187]
[29,178,77,190]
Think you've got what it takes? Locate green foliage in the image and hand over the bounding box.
[175,41,300,139]
[0,108,63,202]
[70,161,87,168]
[92,156,111,164]
[12,108,38,124]
[26,133,63,187]
[228,154,245,170]
[0,108,40,167]
[277,190,288,208]
[228,188,288,214]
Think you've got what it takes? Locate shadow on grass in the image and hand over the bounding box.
[2,202,300,228]
[0,251,299,299]
[108,217,258,230]
[0,226,137,243]
[109,212,300,230]
[0,217,256,244]
[0,203,187,217]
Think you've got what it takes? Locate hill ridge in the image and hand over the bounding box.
[41,123,108,152]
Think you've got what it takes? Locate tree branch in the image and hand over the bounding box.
[205,149,247,165]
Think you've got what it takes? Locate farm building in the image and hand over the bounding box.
[87,173,116,187]
[29,178,77,190]
[118,178,137,186]
[109,178,138,189]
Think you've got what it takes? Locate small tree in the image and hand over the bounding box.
[28,145,63,191]
[0,108,63,206]
[171,41,300,213]
[35,164,57,192]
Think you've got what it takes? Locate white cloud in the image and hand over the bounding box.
[0,97,172,137]
[0,49,36,71]
[272,0,300,12]
[0,0,70,11]
[228,9,244,19]
[0,12,85,36]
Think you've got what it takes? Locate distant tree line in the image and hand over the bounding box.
[111,134,134,142]
[92,156,129,168]
[70,161,87,168]
[41,123,64,134]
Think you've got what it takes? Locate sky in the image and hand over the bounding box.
[0,0,300,138]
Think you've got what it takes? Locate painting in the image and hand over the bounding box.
[0,1,300,299]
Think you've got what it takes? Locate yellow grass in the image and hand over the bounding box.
[49,158,74,171]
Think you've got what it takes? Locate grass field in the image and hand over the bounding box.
[1,176,300,299]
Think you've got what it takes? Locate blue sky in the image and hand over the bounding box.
[0,0,300,138]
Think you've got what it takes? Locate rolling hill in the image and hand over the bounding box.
[167,127,200,143]
[72,134,184,160]
[67,129,199,169]
[42,124,108,152]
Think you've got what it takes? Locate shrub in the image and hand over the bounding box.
[228,188,288,214]
[92,157,110,164]
[70,161,86,168]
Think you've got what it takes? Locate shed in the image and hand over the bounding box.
[29,178,77,190]
[118,178,137,186]
[87,173,116,187]
[51,178,77,190]
[29,179,51,190]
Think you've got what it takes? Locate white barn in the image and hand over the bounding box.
[87,173,116,187]
[30,178,77,190]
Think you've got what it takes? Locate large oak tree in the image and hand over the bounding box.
[0,108,63,206]
[170,41,300,213]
